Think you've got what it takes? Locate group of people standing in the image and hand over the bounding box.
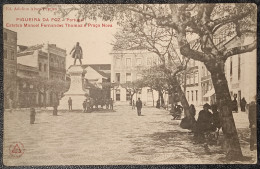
[231,96,247,113]
[68,97,114,113]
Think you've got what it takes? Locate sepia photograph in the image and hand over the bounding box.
[2,3,258,165]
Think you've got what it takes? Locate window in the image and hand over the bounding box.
[126,73,131,83]
[136,58,142,66]
[238,55,241,80]
[196,90,198,101]
[4,32,7,41]
[39,63,42,71]
[191,91,194,101]
[116,73,120,83]
[10,50,14,60]
[186,75,189,85]
[187,91,189,101]
[126,58,131,67]
[44,64,47,72]
[194,72,199,83]
[50,58,53,62]
[116,89,120,101]
[4,49,7,59]
[190,73,193,84]
[147,57,152,66]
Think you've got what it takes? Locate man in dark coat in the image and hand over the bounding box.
[240,97,247,112]
[248,97,257,151]
[68,97,72,111]
[136,98,142,116]
[232,96,238,113]
[194,103,213,142]
[70,42,83,65]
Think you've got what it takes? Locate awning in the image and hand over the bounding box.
[203,88,215,98]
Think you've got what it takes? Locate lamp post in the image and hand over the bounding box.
[112,81,115,101]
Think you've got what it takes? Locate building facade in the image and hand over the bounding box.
[110,50,161,105]
[185,59,202,106]
[48,44,66,80]
[17,43,67,107]
[3,28,17,109]
[17,63,39,108]
[224,36,257,105]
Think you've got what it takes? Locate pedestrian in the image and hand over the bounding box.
[83,100,87,113]
[240,97,247,112]
[9,98,13,113]
[136,98,142,116]
[156,99,160,108]
[180,104,196,130]
[248,96,257,151]
[211,104,221,131]
[132,100,135,110]
[194,103,213,143]
[232,96,238,113]
[109,98,113,110]
[53,101,58,116]
[211,104,221,142]
[172,103,183,120]
[90,97,94,111]
[86,98,90,112]
[105,98,109,109]
[95,98,99,110]
[30,107,36,124]
[68,97,72,111]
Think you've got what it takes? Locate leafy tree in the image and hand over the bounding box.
[121,80,144,105]
[48,4,257,159]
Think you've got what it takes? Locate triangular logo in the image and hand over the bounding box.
[12,144,22,154]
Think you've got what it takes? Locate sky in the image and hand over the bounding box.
[3,4,120,68]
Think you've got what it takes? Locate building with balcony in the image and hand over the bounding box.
[3,28,17,109]
[17,63,39,108]
[185,59,202,106]
[17,43,67,107]
[110,49,161,105]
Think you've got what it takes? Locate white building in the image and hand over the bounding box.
[185,59,202,106]
[224,36,257,105]
[110,49,162,105]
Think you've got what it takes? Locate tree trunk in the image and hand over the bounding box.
[130,93,135,105]
[159,90,164,107]
[205,61,243,160]
[173,76,191,118]
[151,88,154,107]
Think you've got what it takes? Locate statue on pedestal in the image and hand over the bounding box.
[70,42,83,65]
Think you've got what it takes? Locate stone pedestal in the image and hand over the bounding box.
[59,65,88,110]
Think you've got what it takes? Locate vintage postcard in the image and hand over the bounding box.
[2,4,258,165]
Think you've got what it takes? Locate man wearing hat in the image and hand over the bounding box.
[194,103,213,142]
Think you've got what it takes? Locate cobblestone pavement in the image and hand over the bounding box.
[3,106,257,166]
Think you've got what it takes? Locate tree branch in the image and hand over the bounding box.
[212,10,251,33]
[223,39,256,60]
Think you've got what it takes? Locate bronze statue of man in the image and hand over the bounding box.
[70,42,83,65]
